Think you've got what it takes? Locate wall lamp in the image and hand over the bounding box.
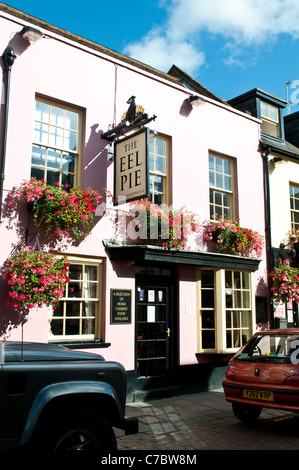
[19,25,43,43]
[270,156,288,165]
[186,94,205,107]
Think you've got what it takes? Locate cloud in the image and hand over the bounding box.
[123,0,299,75]
[168,0,299,44]
[125,26,205,76]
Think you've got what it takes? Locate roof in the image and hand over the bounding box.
[168,65,227,105]
[228,88,287,108]
[261,135,299,160]
[0,3,186,91]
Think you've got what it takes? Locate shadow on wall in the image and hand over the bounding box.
[0,22,113,334]
[84,124,112,191]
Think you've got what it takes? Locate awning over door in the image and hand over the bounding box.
[103,241,261,271]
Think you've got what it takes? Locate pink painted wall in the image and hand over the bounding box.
[0,10,267,370]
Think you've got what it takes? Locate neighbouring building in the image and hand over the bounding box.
[229,89,299,330]
[0,4,268,400]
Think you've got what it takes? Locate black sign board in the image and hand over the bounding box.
[110,289,132,324]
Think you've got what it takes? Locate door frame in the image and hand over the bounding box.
[135,264,177,382]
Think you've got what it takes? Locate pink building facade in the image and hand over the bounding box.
[0,5,269,399]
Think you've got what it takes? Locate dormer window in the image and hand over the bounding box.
[260,101,280,138]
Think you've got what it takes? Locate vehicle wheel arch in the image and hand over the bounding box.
[21,383,123,446]
[31,405,117,451]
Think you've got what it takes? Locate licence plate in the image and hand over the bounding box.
[242,389,274,401]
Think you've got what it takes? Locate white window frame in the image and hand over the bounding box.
[197,268,255,354]
[148,134,168,205]
[260,100,281,138]
[31,97,81,187]
[209,153,234,219]
[48,257,103,343]
[198,270,216,352]
[290,183,299,231]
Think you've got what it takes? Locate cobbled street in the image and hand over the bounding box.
[116,390,299,451]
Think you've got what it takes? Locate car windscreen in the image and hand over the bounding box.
[235,334,299,363]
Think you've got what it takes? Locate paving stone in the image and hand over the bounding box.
[116,389,299,451]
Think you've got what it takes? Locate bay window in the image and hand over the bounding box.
[198,268,254,353]
[199,270,216,350]
[225,271,251,349]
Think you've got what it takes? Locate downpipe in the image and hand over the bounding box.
[0,47,16,218]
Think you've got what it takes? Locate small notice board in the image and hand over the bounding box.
[110,289,132,324]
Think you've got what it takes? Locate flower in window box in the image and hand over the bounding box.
[6,178,111,242]
[4,245,70,310]
[203,215,264,258]
[269,261,299,303]
[127,199,200,250]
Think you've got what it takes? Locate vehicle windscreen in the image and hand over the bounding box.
[236,334,299,363]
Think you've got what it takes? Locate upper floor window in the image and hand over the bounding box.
[148,135,168,205]
[31,98,80,187]
[260,101,280,138]
[209,154,233,219]
[290,183,299,231]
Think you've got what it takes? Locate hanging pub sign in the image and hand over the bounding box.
[114,128,149,203]
[110,289,132,324]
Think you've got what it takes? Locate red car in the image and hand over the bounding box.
[223,329,299,422]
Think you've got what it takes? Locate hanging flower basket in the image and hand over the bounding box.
[127,200,200,250]
[269,261,299,303]
[4,245,70,310]
[203,215,264,258]
[7,178,109,242]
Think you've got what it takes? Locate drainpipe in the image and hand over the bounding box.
[263,145,272,267]
[0,47,16,217]
[261,143,274,327]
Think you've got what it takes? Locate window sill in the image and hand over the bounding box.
[50,340,111,349]
[261,132,284,143]
[196,353,233,364]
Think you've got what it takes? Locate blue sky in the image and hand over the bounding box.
[3,0,299,114]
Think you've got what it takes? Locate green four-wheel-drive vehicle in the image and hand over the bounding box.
[0,341,138,451]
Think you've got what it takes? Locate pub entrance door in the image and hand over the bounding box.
[136,265,176,380]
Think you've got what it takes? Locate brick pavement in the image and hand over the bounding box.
[116,389,299,451]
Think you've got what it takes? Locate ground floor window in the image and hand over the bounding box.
[48,257,102,342]
[199,270,216,350]
[198,268,254,353]
[225,271,251,348]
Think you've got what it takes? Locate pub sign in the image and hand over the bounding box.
[114,128,149,203]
